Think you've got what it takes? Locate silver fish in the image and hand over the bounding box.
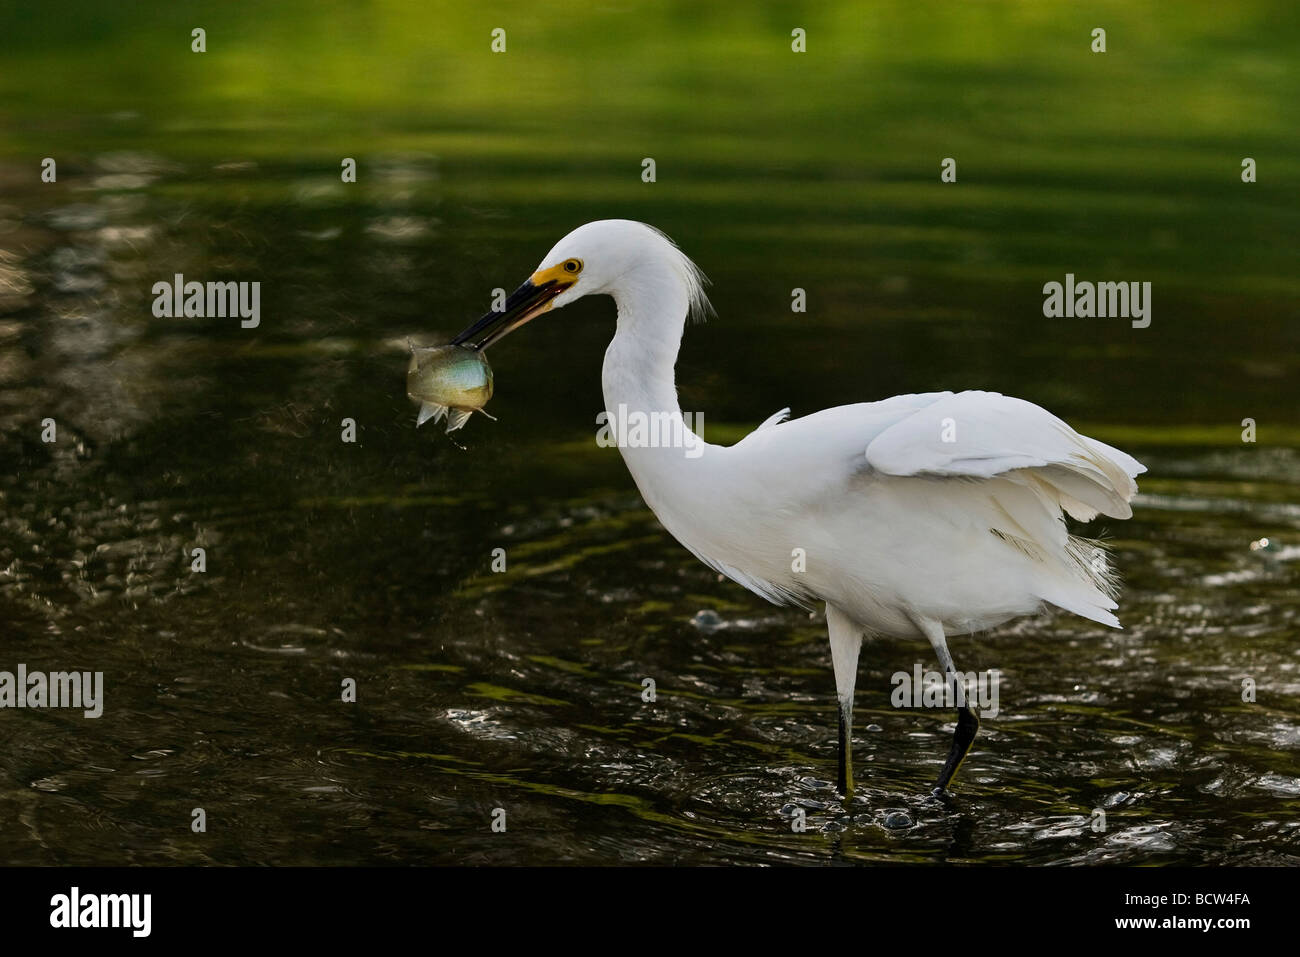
[406,341,495,433]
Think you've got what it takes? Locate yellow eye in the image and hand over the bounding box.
[563,258,583,274]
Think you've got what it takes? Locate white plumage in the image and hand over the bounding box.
[457,219,1146,795]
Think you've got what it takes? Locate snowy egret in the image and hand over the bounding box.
[451,220,1145,796]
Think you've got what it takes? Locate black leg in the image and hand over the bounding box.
[837,698,854,797]
[932,704,979,795]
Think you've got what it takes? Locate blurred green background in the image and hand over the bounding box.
[2,0,1297,430]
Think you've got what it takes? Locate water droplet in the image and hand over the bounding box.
[690,609,724,632]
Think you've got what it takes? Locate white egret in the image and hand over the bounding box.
[450,220,1145,796]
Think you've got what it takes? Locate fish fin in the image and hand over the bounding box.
[445,409,473,432]
[475,408,498,421]
[417,402,447,427]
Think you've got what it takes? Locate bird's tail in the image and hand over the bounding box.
[991,436,1145,628]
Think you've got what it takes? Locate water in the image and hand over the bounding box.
[1,0,1299,865]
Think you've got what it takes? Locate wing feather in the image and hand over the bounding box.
[864,390,1145,520]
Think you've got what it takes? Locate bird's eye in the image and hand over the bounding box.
[563,259,583,274]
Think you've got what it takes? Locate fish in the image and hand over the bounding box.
[406,341,495,433]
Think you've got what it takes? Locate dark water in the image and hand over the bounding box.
[1,1,1299,864]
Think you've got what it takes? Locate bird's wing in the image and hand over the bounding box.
[713,391,1145,626]
[863,390,1146,520]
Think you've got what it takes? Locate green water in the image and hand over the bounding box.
[0,0,1298,864]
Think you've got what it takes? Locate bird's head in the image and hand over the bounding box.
[451,219,710,350]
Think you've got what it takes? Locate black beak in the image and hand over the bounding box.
[451,279,566,351]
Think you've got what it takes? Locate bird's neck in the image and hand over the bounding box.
[602,260,691,421]
[601,264,711,514]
